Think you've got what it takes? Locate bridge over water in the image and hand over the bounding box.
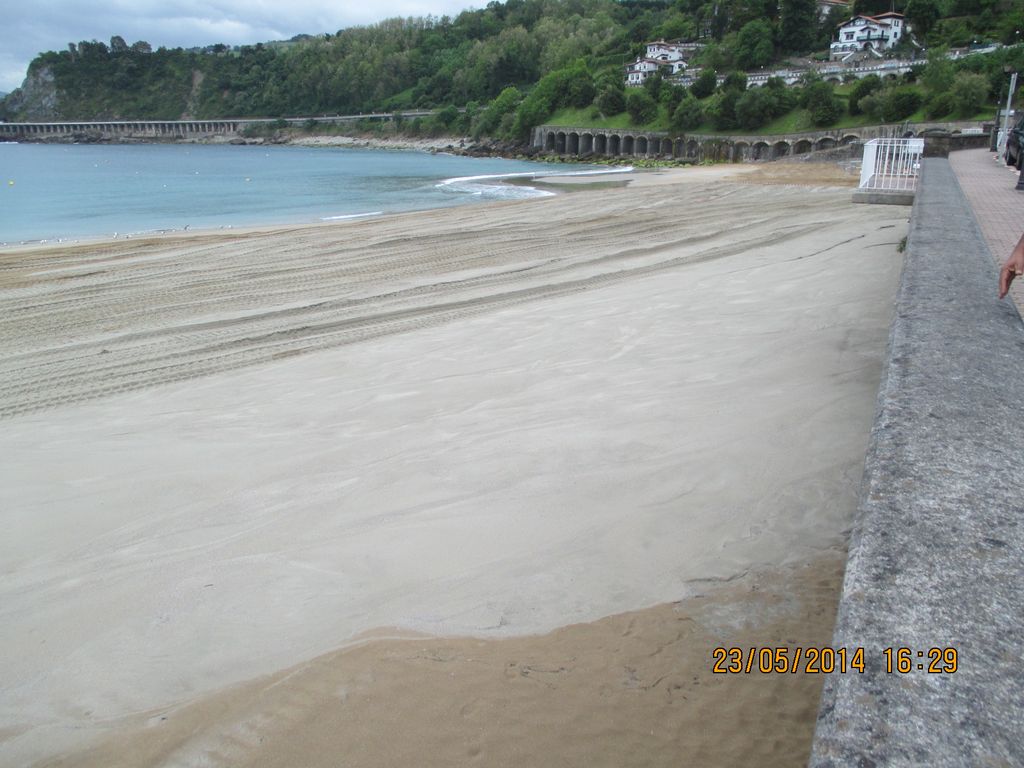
[0,119,245,141]
[0,112,438,142]
[531,121,986,163]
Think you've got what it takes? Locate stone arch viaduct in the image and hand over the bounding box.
[531,122,981,163]
[0,112,438,142]
[0,120,245,141]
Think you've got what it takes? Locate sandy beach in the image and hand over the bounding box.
[0,163,905,767]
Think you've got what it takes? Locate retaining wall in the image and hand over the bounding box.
[809,158,1024,766]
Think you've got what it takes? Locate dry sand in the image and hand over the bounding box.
[0,164,905,767]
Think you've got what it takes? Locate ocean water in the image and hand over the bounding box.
[0,142,609,244]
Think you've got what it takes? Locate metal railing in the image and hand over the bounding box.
[859,137,925,192]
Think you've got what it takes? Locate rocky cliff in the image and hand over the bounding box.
[2,66,60,121]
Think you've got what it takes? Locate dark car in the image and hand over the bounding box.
[1006,113,1024,170]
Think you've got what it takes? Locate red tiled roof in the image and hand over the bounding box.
[836,13,901,28]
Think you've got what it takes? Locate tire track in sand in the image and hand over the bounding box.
[0,182,858,419]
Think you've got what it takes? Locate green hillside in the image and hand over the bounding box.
[1,0,1021,142]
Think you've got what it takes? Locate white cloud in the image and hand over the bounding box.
[1,0,480,93]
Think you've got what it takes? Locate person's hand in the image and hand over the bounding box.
[999,237,1024,299]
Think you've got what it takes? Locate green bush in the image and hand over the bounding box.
[643,72,665,101]
[734,20,775,70]
[920,48,955,94]
[661,84,687,113]
[886,87,923,122]
[765,81,797,115]
[859,86,923,123]
[508,61,596,139]
[803,81,843,126]
[735,88,774,130]
[671,93,705,131]
[809,97,842,126]
[721,71,748,93]
[949,71,990,116]
[567,77,597,109]
[596,86,626,116]
[626,89,658,125]
[849,74,882,115]
[473,86,522,139]
[707,90,740,131]
[924,91,954,118]
[436,105,459,128]
[690,69,718,99]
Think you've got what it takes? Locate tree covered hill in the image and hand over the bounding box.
[1,0,1020,139]
[5,0,662,121]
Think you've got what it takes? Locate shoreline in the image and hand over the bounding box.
[0,162,895,766]
[0,141,648,251]
[0,160,859,256]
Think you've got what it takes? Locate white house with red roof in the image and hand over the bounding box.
[625,40,692,86]
[830,12,909,60]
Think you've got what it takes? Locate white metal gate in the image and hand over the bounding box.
[859,138,925,192]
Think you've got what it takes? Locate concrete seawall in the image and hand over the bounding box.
[810,158,1024,765]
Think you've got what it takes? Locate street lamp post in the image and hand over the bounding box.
[1001,66,1024,191]
[999,66,1017,160]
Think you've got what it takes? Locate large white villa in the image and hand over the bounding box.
[830,12,909,60]
[625,40,697,86]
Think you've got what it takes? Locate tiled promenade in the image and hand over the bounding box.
[950,148,1024,310]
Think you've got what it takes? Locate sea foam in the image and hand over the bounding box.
[436,166,634,200]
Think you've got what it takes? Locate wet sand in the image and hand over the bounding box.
[0,164,905,766]
[43,552,848,768]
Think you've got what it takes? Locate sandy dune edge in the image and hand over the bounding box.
[42,551,846,768]
[0,165,904,766]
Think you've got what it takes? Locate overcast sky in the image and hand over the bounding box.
[1,0,482,93]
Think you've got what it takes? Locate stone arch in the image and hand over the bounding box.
[637,136,649,155]
[686,139,699,158]
[752,141,771,160]
[623,135,636,155]
[555,131,567,154]
[568,132,580,155]
[581,133,594,155]
[733,141,750,162]
[608,134,621,156]
[544,131,556,152]
[841,134,860,145]
[884,73,898,82]
[771,141,791,159]
[673,138,685,157]
[661,137,673,155]
[826,76,841,84]
[793,139,813,154]
[815,137,836,151]
[594,134,608,155]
